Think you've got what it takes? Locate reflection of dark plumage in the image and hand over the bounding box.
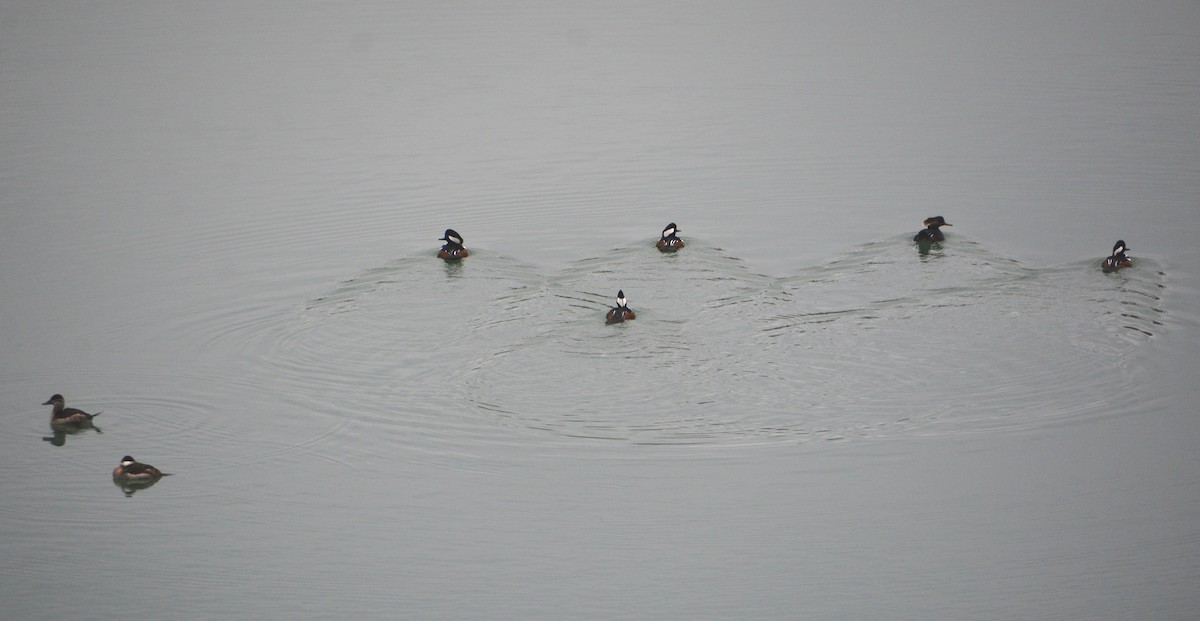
[656,222,685,252]
[1101,240,1133,273]
[437,228,469,259]
[42,394,101,427]
[914,216,952,242]
[606,290,636,324]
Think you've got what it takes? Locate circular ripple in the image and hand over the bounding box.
[447,238,1166,446]
[225,237,1169,454]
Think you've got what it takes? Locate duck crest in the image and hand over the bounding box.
[437,228,469,259]
[1101,239,1132,272]
[606,289,636,323]
[657,222,685,251]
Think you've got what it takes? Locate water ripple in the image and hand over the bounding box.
[222,237,1168,454]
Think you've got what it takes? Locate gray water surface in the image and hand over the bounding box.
[2,2,1198,620]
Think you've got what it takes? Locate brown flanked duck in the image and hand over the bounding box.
[656,222,685,252]
[437,228,469,260]
[112,455,170,482]
[606,290,636,324]
[1101,240,1133,273]
[42,394,101,428]
[112,455,171,496]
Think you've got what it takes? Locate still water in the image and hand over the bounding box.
[2,2,1198,619]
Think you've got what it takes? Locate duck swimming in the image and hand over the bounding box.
[605,290,636,324]
[42,394,101,427]
[914,216,952,242]
[1101,240,1132,273]
[112,456,170,482]
[656,222,685,252]
[437,228,469,259]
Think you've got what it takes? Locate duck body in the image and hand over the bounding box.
[606,290,636,324]
[656,222,685,252]
[42,394,100,427]
[1101,240,1132,273]
[914,216,952,242]
[112,456,169,482]
[437,228,469,260]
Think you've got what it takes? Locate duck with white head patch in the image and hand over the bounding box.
[656,222,685,252]
[605,290,636,324]
[1101,240,1133,273]
[112,455,170,482]
[437,228,469,260]
[112,455,171,496]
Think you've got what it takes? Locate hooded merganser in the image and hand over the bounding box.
[1101,240,1132,273]
[112,455,170,482]
[437,228,468,260]
[914,216,952,242]
[42,394,101,427]
[656,222,685,252]
[605,290,636,324]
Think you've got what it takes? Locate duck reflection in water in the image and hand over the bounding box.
[42,427,99,446]
[112,455,171,497]
[40,394,102,445]
[441,256,465,278]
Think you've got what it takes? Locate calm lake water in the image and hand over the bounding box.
[2,2,1199,619]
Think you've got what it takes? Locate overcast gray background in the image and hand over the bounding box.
[2,2,1198,619]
